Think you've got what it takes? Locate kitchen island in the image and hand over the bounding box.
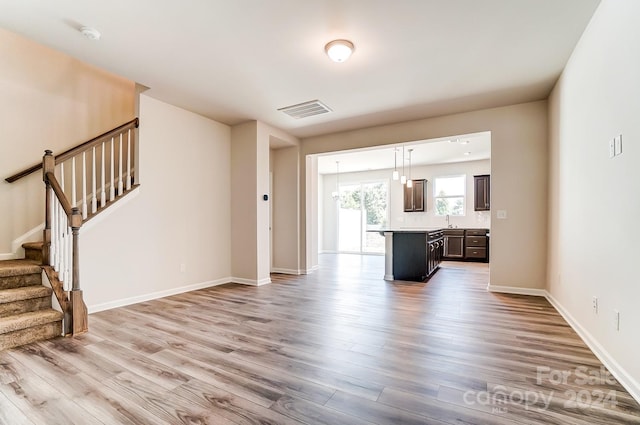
[373,227,489,282]
[373,229,444,282]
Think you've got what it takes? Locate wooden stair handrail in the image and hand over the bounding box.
[45,171,74,219]
[5,117,139,183]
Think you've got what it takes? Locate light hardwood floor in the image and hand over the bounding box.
[1,254,639,424]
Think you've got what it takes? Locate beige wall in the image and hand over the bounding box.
[302,101,548,289]
[0,28,135,255]
[548,0,640,399]
[230,122,259,283]
[81,95,231,310]
[271,146,301,273]
[231,121,299,283]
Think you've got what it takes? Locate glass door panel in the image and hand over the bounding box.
[338,184,362,252]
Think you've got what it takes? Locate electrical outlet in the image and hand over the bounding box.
[613,310,620,331]
[592,297,598,314]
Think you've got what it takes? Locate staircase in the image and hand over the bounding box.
[2,117,140,350]
[0,243,63,350]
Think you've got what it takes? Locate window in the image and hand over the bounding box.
[434,175,465,216]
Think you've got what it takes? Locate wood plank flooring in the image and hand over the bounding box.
[1,254,639,424]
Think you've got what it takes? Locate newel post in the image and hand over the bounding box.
[42,150,55,266]
[70,206,88,334]
[70,207,82,291]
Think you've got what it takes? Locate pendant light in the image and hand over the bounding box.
[392,148,399,180]
[406,149,413,188]
[400,146,407,185]
[331,161,340,201]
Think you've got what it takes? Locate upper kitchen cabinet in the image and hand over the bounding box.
[404,179,426,212]
[474,174,490,211]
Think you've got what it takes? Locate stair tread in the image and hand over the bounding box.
[0,286,52,303]
[0,309,63,334]
[21,241,43,249]
[0,260,41,278]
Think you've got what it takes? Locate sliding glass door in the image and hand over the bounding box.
[338,181,388,254]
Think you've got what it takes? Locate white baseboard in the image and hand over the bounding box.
[545,291,640,404]
[88,277,232,313]
[303,265,320,274]
[487,284,546,297]
[384,274,394,281]
[271,268,301,275]
[232,277,271,286]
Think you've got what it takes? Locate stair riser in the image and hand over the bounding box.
[0,297,52,318]
[0,321,61,351]
[0,274,41,290]
[23,248,43,263]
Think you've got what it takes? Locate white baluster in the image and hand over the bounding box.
[82,152,87,219]
[57,202,64,275]
[109,137,115,201]
[50,189,56,268]
[61,218,67,289]
[118,133,123,196]
[66,221,72,291]
[60,162,65,194]
[71,157,77,208]
[56,201,62,273]
[101,142,106,206]
[126,129,132,190]
[91,146,97,213]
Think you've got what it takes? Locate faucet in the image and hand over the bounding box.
[446,214,452,228]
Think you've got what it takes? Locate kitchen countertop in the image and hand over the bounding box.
[370,227,489,233]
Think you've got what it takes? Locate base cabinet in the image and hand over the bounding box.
[443,229,465,259]
[442,228,489,262]
[392,231,443,281]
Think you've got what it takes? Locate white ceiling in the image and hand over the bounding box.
[317,132,491,174]
[0,0,600,138]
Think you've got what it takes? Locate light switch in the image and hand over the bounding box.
[614,134,622,156]
[609,139,615,158]
[497,210,507,219]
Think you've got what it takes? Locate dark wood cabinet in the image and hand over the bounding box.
[392,230,442,281]
[442,228,489,262]
[464,229,489,262]
[474,175,490,211]
[443,229,465,259]
[426,230,444,278]
[404,179,426,212]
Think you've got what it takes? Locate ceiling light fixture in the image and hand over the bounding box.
[407,149,413,188]
[80,26,101,40]
[331,161,340,201]
[400,146,407,185]
[392,148,399,180]
[325,39,354,63]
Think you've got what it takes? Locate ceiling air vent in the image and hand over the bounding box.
[278,100,332,119]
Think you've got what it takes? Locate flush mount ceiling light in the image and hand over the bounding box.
[80,26,101,40]
[325,39,354,63]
